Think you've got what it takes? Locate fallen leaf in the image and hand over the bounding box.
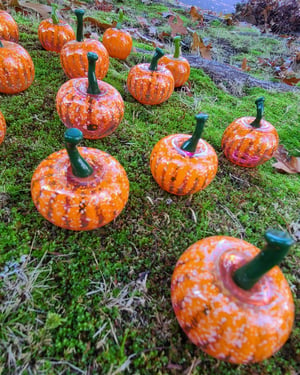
[11,1,51,18]
[191,32,212,60]
[241,57,250,71]
[158,31,171,41]
[189,6,203,23]
[282,76,300,86]
[272,145,300,174]
[95,0,113,11]
[83,17,117,31]
[136,16,149,28]
[168,15,188,37]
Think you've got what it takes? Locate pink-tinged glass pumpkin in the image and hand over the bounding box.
[221,97,279,167]
[56,52,124,139]
[31,128,129,231]
[127,47,174,105]
[171,230,295,364]
[38,3,75,53]
[0,110,6,144]
[150,114,218,195]
[0,10,19,42]
[102,10,132,60]
[158,36,190,87]
[60,9,109,79]
[0,40,34,94]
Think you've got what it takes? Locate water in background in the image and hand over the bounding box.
[178,0,239,13]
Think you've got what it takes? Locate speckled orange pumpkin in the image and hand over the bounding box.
[102,10,132,60]
[150,114,218,195]
[60,9,109,79]
[38,3,75,53]
[31,128,129,231]
[158,36,190,87]
[0,40,35,94]
[222,97,279,167]
[171,230,295,364]
[56,52,124,139]
[0,110,6,144]
[127,47,174,105]
[0,10,19,42]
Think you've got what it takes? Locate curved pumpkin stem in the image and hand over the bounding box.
[0,41,3,48]
[87,52,100,95]
[233,229,294,290]
[250,97,265,128]
[149,47,164,71]
[75,9,85,42]
[173,36,181,58]
[116,9,124,30]
[181,113,208,153]
[65,128,93,178]
[51,3,59,25]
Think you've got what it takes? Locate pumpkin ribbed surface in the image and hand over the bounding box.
[158,55,190,87]
[0,110,6,144]
[150,134,218,195]
[0,41,35,94]
[31,147,129,231]
[56,79,124,139]
[38,19,75,53]
[127,64,174,105]
[171,236,294,364]
[0,11,19,42]
[60,39,109,79]
[221,117,279,167]
[102,28,132,60]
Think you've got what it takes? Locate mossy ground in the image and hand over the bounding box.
[0,2,299,374]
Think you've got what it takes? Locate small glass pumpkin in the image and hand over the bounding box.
[56,52,124,139]
[0,10,19,43]
[150,114,218,195]
[171,229,295,364]
[158,36,190,87]
[31,128,129,231]
[102,10,132,60]
[38,3,75,53]
[127,47,174,105]
[0,110,6,144]
[221,97,279,167]
[0,40,35,94]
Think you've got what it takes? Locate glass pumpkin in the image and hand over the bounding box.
[0,10,19,43]
[31,128,129,231]
[38,3,75,53]
[171,229,295,364]
[56,52,124,139]
[127,47,174,105]
[0,110,6,144]
[150,113,218,195]
[0,40,35,94]
[221,97,279,167]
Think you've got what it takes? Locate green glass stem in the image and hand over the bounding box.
[0,40,3,48]
[51,3,59,25]
[233,229,294,290]
[87,52,100,95]
[65,128,93,178]
[250,97,265,128]
[181,113,208,153]
[149,47,164,71]
[116,9,124,30]
[75,9,85,42]
[173,36,181,58]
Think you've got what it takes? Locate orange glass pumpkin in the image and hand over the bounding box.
[0,110,6,144]
[150,114,218,195]
[60,9,109,79]
[222,97,279,167]
[102,10,132,60]
[0,10,19,42]
[56,52,124,139]
[0,40,34,94]
[158,36,190,87]
[127,47,174,105]
[171,230,295,364]
[38,3,75,53]
[31,128,129,231]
